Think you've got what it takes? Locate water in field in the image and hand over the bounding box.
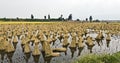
[0,31,120,63]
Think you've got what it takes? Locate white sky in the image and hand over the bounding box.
[0,0,120,20]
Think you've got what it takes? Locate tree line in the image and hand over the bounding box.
[0,14,99,22]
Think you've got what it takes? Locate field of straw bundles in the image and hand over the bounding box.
[0,21,120,63]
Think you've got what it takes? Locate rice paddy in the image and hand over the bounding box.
[0,21,120,63]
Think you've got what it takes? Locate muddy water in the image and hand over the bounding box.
[0,32,120,63]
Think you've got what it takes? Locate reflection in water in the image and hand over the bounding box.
[78,47,84,56]
[69,47,77,58]
[21,44,24,53]
[106,33,111,47]
[33,55,40,63]
[44,57,52,63]
[96,39,102,46]
[88,45,94,53]
[106,41,110,47]
[25,53,31,63]
[6,52,14,63]
[42,51,52,63]
[63,46,68,55]
[0,50,5,63]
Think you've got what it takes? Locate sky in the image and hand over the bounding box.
[0,0,120,20]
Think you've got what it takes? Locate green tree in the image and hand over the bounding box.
[89,16,93,22]
[68,14,72,20]
[31,14,34,19]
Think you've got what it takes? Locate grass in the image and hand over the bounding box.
[75,52,120,63]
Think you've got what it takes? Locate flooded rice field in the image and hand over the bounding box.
[0,22,120,63]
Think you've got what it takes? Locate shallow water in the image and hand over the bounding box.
[0,32,120,63]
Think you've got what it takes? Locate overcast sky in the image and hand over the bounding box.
[0,0,120,20]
